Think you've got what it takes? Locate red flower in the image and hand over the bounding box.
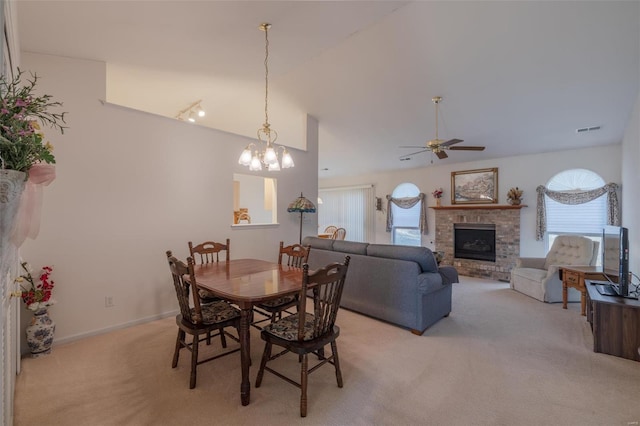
[16,262,55,310]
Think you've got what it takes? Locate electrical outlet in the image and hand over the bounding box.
[105,296,114,308]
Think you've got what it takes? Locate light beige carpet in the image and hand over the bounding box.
[14,277,640,425]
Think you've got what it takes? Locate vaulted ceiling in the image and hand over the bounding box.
[17,1,640,178]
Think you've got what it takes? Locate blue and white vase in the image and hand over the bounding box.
[25,308,56,357]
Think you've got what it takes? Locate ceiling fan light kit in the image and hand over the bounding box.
[238,23,294,172]
[399,96,485,162]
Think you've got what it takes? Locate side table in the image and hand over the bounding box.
[559,266,606,316]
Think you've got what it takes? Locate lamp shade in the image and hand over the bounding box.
[287,192,316,213]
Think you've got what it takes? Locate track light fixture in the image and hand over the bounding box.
[176,100,205,123]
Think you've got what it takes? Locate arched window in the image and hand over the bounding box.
[545,168,606,255]
[391,183,421,246]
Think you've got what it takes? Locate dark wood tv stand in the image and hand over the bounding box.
[585,280,640,361]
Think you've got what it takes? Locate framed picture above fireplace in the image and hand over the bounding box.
[451,167,498,204]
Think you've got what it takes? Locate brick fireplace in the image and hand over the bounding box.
[433,205,526,281]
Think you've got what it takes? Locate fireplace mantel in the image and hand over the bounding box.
[431,204,527,211]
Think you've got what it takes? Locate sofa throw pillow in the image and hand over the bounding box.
[366,244,437,273]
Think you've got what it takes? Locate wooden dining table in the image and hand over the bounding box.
[192,259,303,406]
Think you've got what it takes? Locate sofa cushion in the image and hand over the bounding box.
[332,240,369,255]
[366,244,437,273]
[302,236,334,251]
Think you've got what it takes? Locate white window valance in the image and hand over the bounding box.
[385,193,427,234]
[535,183,619,240]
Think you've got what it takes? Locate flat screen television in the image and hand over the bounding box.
[600,225,630,297]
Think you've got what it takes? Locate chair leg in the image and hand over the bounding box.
[300,353,308,417]
[206,331,211,345]
[190,334,199,389]
[172,329,184,368]
[255,342,272,387]
[220,328,228,348]
[331,340,343,388]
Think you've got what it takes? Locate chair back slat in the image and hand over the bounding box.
[278,241,310,268]
[166,251,204,324]
[332,228,346,240]
[297,257,350,341]
[189,239,230,264]
[324,225,337,235]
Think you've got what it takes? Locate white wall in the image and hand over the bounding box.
[622,92,639,275]
[320,144,622,258]
[18,53,318,343]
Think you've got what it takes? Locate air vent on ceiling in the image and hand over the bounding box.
[576,125,601,133]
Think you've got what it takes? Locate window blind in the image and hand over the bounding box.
[318,185,374,242]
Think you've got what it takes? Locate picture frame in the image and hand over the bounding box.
[451,168,498,204]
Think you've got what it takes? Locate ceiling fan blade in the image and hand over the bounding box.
[439,138,464,148]
[435,150,448,159]
[448,146,486,151]
[399,149,429,159]
[399,145,429,149]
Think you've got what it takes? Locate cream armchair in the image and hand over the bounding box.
[510,235,599,302]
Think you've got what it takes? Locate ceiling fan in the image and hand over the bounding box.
[399,96,485,161]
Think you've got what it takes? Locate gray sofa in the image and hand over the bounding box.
[301,236,458,335]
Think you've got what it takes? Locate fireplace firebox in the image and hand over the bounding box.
[454,223,496,262]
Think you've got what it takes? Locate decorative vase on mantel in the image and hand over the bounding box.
[25,308,56,357]
[436,198,442,207]
[508,198,522,206]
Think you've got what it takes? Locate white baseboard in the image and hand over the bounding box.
[52,310,178,347]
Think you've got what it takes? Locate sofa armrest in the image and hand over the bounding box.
[438,266,459,286]
[515,257,546,269]
[545,264,561,280]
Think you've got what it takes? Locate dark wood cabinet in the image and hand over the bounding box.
[585,281,640,361]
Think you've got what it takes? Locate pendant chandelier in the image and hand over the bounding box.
[238,23,294,172]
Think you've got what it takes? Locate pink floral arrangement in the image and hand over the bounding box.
[15,262,55,311]
[432,188,443,199]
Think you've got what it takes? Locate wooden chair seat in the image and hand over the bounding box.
[261,312,316,341]
[257,295,297,309]
[195,300,240,323]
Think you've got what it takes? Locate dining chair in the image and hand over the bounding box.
[332,227,346,240]
[255,256,351,417]
[323,225,337,235]
[252,242,311,329]
[188,239,230,303]
[166,251,240,389]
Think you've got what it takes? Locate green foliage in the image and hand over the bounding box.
[0,69,66,172]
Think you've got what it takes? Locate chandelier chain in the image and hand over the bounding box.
[264,25,269,127]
